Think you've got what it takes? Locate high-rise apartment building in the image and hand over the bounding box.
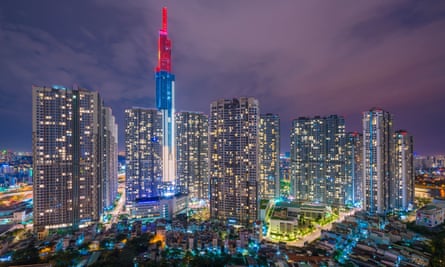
[209,98,260,225]
[101,107,118,210]
[125,108,162,208]
[362,108,393,214]
[290,115,347,207]
[32,85,116,234]
[176,111,209,200]
[259,113,280,200]
[346,132,363,206]
[393,130,414,211]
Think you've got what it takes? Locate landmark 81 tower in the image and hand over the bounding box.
[156,7,176,196]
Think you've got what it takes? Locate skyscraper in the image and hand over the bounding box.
[101,107,118,210]
[290,115,347,206]
[346,132,363,206]
[32,85,116,235]
[209,98,260,225]
[362,108,393,214]
[176,112,209,200]
[155,7,176,196]
[124,108,162,212]
[122,8,188,220]
[393,130,414,211]
[258,113,280,200]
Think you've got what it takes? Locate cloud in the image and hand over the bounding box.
[0,0,444,153]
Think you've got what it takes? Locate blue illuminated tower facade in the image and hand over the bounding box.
[155,7,176,196]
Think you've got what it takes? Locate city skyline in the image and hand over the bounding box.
[1,1,445,154]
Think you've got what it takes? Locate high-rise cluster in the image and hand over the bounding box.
[288,108,414,213]
[32,85,117,236]
[362,108,414,214]
[30,7,418,234]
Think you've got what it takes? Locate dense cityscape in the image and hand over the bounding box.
[1,2,445,267]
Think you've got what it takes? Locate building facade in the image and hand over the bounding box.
[346,132,363,207]
[176,111,209,200]
[101,107,118,210]
[362,108,393,214]
[32,85,116,234]
[290,115,347,207]
[209,97,260,225]
[125,108,163,211]
[258,113,280,200]
[393,130,414,211]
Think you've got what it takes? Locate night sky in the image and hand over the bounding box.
[1,1,444,155]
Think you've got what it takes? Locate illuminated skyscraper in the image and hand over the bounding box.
[362,108,393,214]
[259,113,280,200]
[101,107,119,210]
[155,7,176,195]
[209,98,260,225]
[393,130,414,211]
[290,115,347,206]
[176,112,209,200]
[124,108,162,212]
[346,132,363,206]
[32,85,116,235]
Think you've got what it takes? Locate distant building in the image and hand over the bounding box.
[279,153,291,198]
[362,108,393,214]
[259,113,280,200]
[176,112,209,200]
[290,115,347,207]
[32,85,117,234]
[101,107,118,210]
[124,108,162,214]
[393,130,414,211]
[414,155,445,169]
[346,132,363,206]
[209,97,260,225]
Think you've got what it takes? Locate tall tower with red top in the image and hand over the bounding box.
[155,7,176,195]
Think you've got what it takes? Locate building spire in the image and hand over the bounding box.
[156,7,171,72]
[162,7,168,33]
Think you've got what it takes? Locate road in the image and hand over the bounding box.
[104,180,126,230]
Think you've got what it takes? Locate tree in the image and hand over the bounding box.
[11,241,39,265]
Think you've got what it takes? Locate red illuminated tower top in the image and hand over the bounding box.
[156,7,172,72]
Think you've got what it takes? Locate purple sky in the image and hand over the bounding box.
[1,1,444,154]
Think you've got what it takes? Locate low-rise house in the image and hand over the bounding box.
[416,205,444,228]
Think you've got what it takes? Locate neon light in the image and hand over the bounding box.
[162,7,168,32]
[155,7,172,72]
[154,7,176,195]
